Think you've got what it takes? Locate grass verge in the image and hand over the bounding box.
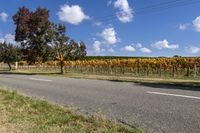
[9,69,200,88]
[0,89,143,133]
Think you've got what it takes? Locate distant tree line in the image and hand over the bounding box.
[0,6,87,74]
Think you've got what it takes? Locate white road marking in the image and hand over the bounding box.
[29,78,52,82]
[147,91,200,100]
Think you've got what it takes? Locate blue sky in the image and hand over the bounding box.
[0,0,200,57]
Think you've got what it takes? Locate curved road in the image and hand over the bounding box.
[0,74,200,133]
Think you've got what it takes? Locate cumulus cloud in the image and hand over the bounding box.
[132,43,142,48]
[92,41,101,55]
[0,34,16,44]
[140,47,151,53]
[123,43,151,53]
[152,39,179,50]
[124,45,135,52]
[180,16,200,32]
[58,4,89,25]
[187,46,200,54]
[193,16,200,32]
[179,23,190,31]
[0,12,8,22]
[100,27,119,45]
[113,0,133,23]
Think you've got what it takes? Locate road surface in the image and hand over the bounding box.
[0,74,200,133]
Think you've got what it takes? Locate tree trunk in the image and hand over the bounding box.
[7,63,12,71]
[60,61,64,74]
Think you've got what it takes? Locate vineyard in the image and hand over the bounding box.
[65,57,200,78]
[1,57,199,79]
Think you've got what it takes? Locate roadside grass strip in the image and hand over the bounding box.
[0,89,143,133]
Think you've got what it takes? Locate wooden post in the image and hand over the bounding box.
[186,66,190,77]
[109,65,112,75]
[172,65,176,78]
[159,64,162,77]
[15,62,18,70]
[137,64,140,76]
[146,64,149,77]
[123,64,125,75]
[92,66,95,73]
[193,64,197,78]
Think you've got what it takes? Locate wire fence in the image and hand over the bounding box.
[1,63,200,79]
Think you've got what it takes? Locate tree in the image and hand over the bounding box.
[0,42,21,70]
[13,6,52,64]
[51,23,69,74]
[173,55,182,58]
[50,23,87,74]
[79,41,87,59]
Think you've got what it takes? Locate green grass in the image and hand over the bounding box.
[0,89,143,133]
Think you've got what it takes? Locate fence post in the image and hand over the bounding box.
[159,64,162,77]
[109,64,112,75]
[193,64,197,78]
[15,62,18,70]
[146,64,149,77]
[137,64,140,76]
[123,64,125,75]
[186,66,190,77]
[172,65,176,78]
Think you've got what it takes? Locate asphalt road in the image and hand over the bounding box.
[0,74,200,133]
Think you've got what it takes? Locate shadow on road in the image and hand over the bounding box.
[108,79,200,91]
[136,82,200,91]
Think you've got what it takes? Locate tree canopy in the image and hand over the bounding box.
[13,7,53,64]
[0,42,21,70]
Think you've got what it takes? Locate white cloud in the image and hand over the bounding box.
[0,12,8,22]
[100,27,119,45]
[108,48,115,53]
[193,16,200,32]
[94,21,102,26]
[58,4,89,25]
[113,0,134,23]
[124,45,135,52]
[0,34,16,44]
[92,41,101,55]
[140,47,151,53]
[187,46,200,54]
[133,43,142,48]
[152,39,179,50]
[179,24,190,31]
